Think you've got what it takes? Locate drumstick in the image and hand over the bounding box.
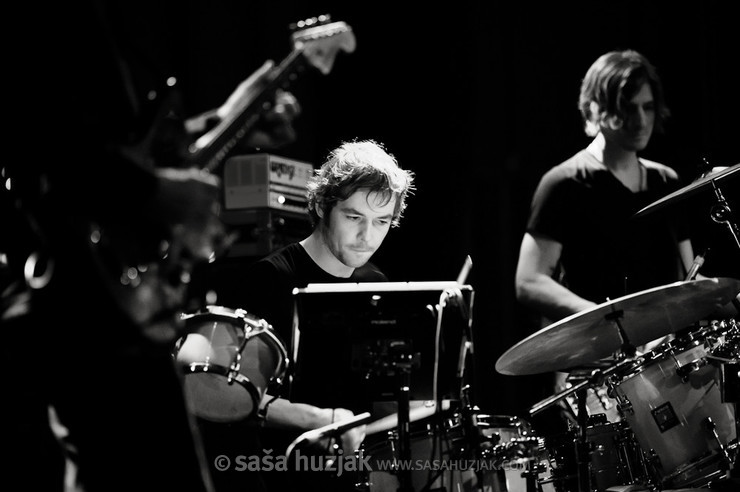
[285,412,373,458]
[364,400,451,436]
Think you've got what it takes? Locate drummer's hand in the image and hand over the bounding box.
[554,371,570,393]
[333,408,366,455]
[443,288,473,321]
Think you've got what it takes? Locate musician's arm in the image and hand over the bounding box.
[259,394,365,454]
[515,232,597,322]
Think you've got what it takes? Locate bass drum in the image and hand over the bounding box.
[174,305,289,422]
[610,321,737,489]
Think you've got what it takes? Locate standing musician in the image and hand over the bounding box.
[514,49,700,435]
[205,139,415,492]
[3,2,300,491]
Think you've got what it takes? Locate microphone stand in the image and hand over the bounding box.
[396,365,414,492]
[362,340,419,492]
[385,342,417,492]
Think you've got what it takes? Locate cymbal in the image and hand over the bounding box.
[634,164,739,218]
[495,277,740,376]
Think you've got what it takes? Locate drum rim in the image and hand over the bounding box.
[181,304,251,322]
[615,332,710,382]
[258,327,290,385]
[183,361,261,420]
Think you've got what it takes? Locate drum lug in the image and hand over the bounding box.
[617,396,633,416]
[675,357,708,382]
[353,479,370,492]
[644,448,661,473]
[703,417,733,464]
[227,354,242,383]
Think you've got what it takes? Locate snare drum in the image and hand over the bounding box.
[610,327,737,488]
[174,305,289,422]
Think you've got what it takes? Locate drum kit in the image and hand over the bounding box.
[168,164,739,492]
[496,280,740,492]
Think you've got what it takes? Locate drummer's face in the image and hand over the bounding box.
[602,82,655,152]
[318,188,396,269]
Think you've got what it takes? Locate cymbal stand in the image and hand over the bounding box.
[574,386,591,492]
[605,307,636,358]
[709,179,740,254]
[530,355,637,417]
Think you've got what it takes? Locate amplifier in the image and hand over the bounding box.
[220,208,312,258]
[223,153,314,213]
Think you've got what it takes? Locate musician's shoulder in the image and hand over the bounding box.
[641,159,679,180]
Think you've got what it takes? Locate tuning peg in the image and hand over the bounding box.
[289,14,331,31]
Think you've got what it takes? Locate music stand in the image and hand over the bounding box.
[289,281,474,491]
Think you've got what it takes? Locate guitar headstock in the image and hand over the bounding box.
[290,15,356,75]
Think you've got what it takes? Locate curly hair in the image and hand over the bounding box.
[306,139,415,227]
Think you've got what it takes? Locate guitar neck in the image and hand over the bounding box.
[187,48,311,174]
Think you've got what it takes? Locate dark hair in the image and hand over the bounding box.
[578,50,670,136]
[306,139,415,227]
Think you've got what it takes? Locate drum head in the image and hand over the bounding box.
[175,305,289,423]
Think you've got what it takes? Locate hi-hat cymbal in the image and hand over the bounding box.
[634,164,739,218]
[495,277,740,376]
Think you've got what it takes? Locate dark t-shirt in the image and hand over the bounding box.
[527,150,689,305]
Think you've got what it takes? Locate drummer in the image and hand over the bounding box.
[514,50,702,433]
[204,139,416,492]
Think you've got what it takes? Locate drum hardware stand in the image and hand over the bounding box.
[704,417,733,466]
[396,365,414,492]
[573,386,593,492]
[604,307,636,358]
[458,385,509,492]
[709,176,740,254]
[363,339,420,492]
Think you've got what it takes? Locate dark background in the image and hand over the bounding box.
[183,1,739,422]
